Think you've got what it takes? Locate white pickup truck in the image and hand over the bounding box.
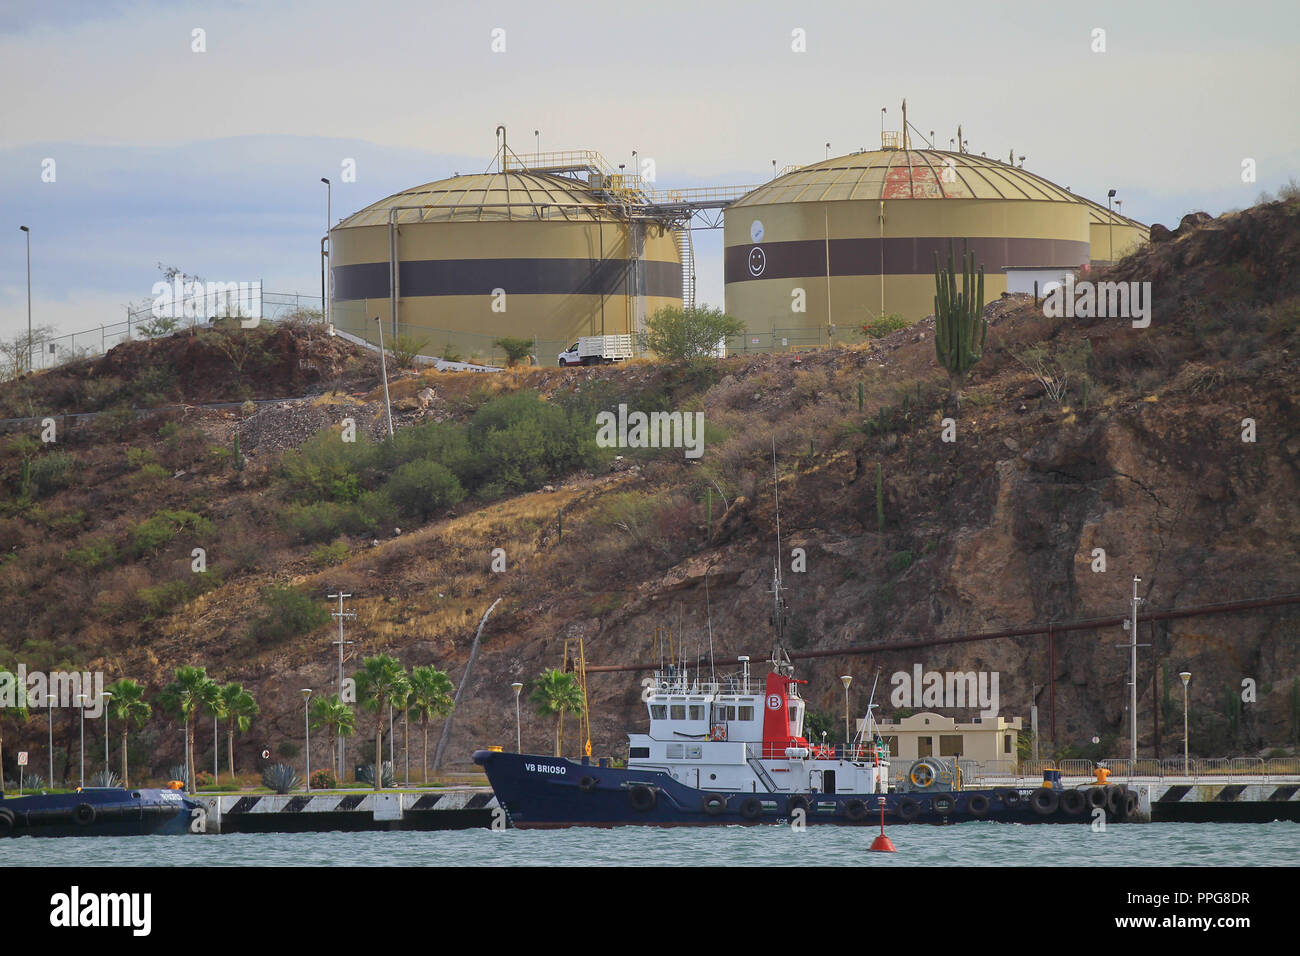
[557,334,635,367]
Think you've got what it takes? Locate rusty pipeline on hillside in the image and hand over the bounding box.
[585,592,1300,742]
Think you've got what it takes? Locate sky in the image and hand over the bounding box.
[1,0,1297,341]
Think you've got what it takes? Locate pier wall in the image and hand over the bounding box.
[193,788,499,834]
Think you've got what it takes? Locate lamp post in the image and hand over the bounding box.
[320,178,331,327]
[1107,189,1117,263]
[534,129,540,154]
[101,691,113,774]
[47,689,55,786]
[1180,671,1192,776]
[76,694,87,788]
[511,682,523,752]
[19,225,31,373]
[301,689,312,791]
[825,142,831,160]
[840,675,853,745]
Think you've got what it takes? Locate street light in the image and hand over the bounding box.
[301,689,312,791]
[511,682,523,752]
[101,691,113,774]
[75,694,87,788]
[47,688,55,787]
[19,225,31,374]
[1180,671,1192,776]
[825,142,831,159]
[320,178,331,327]
[1107,188,1117,263]
[840,675,853,745]
[534,129,540,154]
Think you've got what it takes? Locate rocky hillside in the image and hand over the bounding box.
[2,199,1298,782]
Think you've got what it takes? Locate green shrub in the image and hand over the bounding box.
[466,391,597,494]
[373,421,474,480]
[642,305,744,360]
[494,336,535,366]
[29,452,73,497]
[137,579,196,619]
[65,538,119,571]
[249,585,330,644]
[886,550,914,573]
[310,540,350,568]
[279,430,371,503]
[126,447,157,468]
[382,460,465,520]
[311,768,338,790]
[861,313,911,339]
[390,334,430,369]
[127,509,213,556]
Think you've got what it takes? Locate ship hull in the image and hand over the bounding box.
[473,750,1139,828]
[0,788,201,838]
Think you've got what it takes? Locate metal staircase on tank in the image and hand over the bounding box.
[675,228,696,309]
[746,745,779,792]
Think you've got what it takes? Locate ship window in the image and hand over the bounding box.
[669,705,686,720]
[667,744,684,759]
[629,747,650,759]
[688,705,705,721]
[685,745,702,759]
[738,706,755,721]
[649,705,666,720]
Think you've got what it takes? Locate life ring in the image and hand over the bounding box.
[932,794,954,817]
[1086,786,1109,810]
[1002,789,1022,809]
[967,793,991,818]
[709,724,727,741]
[1030,787,1059,816]
[577,775,598,793]
[73,803,97,826]
[787,795,811,817]
[897,796,920,821]
[739,797,764,820]
[1060,789,1087,816]
[628,785,656,813]
[843,798,867,821]
[0,808,14,837]
[702,793,727,816]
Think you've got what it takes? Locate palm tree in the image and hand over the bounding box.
[199,681,226,785]
[407,666,454,785]
[158,666,216,791]
[531,669,586,758]
[309,695,354,783]
[354,655,409,791]
[104,679,151,787]
[220,684,259,780]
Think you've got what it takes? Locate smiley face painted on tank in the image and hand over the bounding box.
[748,246,767,277]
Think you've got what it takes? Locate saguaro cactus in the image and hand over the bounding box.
[934,240,987,410]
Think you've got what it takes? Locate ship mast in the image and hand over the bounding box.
[769,440,793,676]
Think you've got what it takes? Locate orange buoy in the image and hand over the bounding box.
[868,797,897,853]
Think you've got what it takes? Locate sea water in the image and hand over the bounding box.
[3,821,1297,866]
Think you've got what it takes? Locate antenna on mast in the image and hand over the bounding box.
[769,439,792,674]
[704,564,717,684]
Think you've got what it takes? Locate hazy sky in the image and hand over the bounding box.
[2,0,1297,340]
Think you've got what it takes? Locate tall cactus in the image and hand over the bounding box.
[933,240,987,410]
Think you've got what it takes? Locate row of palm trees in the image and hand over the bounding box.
[320,654,455,790]
[156,666,259,790]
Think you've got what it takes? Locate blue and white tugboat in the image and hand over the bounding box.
[0,786,201,838]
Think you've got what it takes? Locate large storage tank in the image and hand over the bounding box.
[1082,199,1150,266]
[329,171,681,362]
[723,149,1096,347]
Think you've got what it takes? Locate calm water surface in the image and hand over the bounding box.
[3,822,1298,866]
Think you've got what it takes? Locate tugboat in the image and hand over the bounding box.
[0,786,202,838]
[476,456,1143,828]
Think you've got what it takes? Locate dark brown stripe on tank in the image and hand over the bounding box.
[724,237,1090,282]
[334,258,681,300]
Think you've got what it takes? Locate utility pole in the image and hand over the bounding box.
[328,590,355,779]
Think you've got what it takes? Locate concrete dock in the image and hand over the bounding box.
[192,788,499,834]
